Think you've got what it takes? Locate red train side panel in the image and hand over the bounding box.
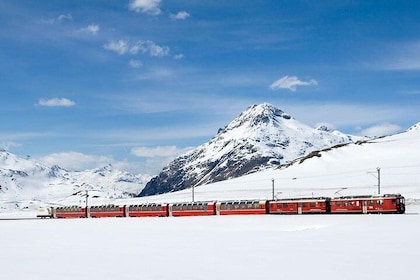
[216,200,267,215]
[128,203,168,217]
[268,198,329,214]
[169,202,216,217]
[89,205,125,218]
[330,194,405,214]
[55,206,87,218]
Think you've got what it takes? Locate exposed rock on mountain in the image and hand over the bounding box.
[139,103,362,197]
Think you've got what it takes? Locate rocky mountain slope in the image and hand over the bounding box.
[139,103,363,197]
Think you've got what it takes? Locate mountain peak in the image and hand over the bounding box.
[139,103,361,197]
[220,103,292,134]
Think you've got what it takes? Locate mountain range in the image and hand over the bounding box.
[0,151,151,211]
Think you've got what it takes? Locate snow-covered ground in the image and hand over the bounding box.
[0,125,419,279]
[0,214,419,280]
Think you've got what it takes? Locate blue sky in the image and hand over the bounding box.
[1,0,419,174]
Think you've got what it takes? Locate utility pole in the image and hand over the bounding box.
[368,167,381,195]
[85,190,89,218]
[192,185,194,202]
[271,178,275,200]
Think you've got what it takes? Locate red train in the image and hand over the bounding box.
[37,194,405,219]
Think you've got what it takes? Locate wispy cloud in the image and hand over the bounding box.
[131,40,170,56]
[104,40,128,55]
[38,152,115,171]
[173,54,184,60]
[131,145,192,158]
[37,98,76,107]
[104,40,170,57]
[373,42,420,71]
[48,13,73,24]
[79,24,99,35]
[357,123,401,137]
[170,11,190,20]
[269,75,318,91]
[129,59,143,68]
[128,0,162,16]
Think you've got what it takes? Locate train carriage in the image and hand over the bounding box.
[216,200,268,215]
[169,201,216,217]
[127,203,168,217]
[268,197,330,215]
[330,194,405,214]
[55,206,86,218]
[89,205,126,218]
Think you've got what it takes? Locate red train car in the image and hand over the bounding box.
[169,201,216,217]
[216,200,268,215]
[89,205,126,218]
[55,206,87,218]
[127,203,168,217]
[330,194,405,214]
[268,197,329,214]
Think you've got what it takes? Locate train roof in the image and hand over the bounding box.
[332,194,404,200]
[170,201,215,206]
[271,197,330,202]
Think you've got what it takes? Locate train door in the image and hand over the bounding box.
[298,203,302,215]
[215,202,221,215]
[168,204,173,217]
[362,201,368,214]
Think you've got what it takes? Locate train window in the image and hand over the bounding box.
[302,203,308,208]
[310,202,316,207]
[377,200,383,205]
[369,200,374,206]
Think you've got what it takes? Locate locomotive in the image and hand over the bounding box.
[37,193,405,218]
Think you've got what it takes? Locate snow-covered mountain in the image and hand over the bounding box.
[0,150,151,211]
[407,122,420,132]
[139,103,363,197]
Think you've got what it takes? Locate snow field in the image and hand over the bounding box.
[0,214,419,280]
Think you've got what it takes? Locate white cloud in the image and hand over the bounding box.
[45,13,73,24]
[0,141,20,150]
[104,40,129,55]
[269,75,318,91]
[173,54,184,60]
[80,24,99,35]
[358,123,402,137]
[56,13,73,22]
[104,40,170,57]
[131,145,192,158]
[38,152,115,171]
[129,59,143,68]
[37,98,76,107]
[170,11,190,20]
[130,40,170,56]
[128,0,162,15]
